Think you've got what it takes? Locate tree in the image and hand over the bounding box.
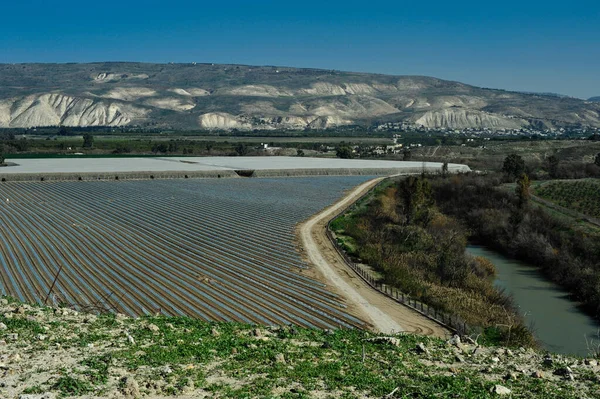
[335,146,353,159]
[82,134,94,149]
[57,126,72,136]
[397,176,433,226]
[502,154,525,180]
[547,155,560,178]
[403,148,412,161]
[296,149,305,157]
[235,143,249,156]
[516,173,531,209]
[595,153,600,167]
[0,153,5,166]
[441,161,449,176]
[151,142,168,154]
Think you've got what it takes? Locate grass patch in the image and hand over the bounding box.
[52,375,94,396]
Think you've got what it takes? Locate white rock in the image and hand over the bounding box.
[19,394,56,399]
[492,385,512,395]
[275,353,286,364]
[0,322,7,330]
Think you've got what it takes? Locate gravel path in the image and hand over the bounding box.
[297,177,449,337]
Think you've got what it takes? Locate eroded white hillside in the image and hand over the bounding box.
[0,94,148,128]
[198,112,252,130]
[414,109,525,129]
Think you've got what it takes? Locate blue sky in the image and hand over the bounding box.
[1,0,598,98]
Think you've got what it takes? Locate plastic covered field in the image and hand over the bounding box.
[0,176,375,329]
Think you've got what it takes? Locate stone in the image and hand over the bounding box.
[415,343,430,355]
[543,355,553,366]
[119,376,140,399]
[366,337,401,347]
[36,334,47,341]
[275,353,286,364]
[448,335,461,346]
[455,354,465,363]
[531,370,545,379]
[231,348,238,355]
[160,365,173,376]
[126,334,135,345]
[7,333,18,341]
[491,357,500,363]
[147,324,160,333]
[14,306,26,315]
[504,372,518,381]
[253,328,263,338]
[0,299,8,306]
[0,322,6,330]
[585,359,598,366]
[19,394,56,399]
[492,385,512,396]
[554,367,574,380]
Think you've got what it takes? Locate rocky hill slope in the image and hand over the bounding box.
[589,97,600,102]
[1,297,600,398]
[0,62,599,131]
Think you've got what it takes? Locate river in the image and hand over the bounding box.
[467,245,600,356]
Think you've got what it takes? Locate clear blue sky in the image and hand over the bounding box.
[1,0,598,98]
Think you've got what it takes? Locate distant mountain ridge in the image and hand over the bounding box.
[0,62,599,131]
[589,96,600,102]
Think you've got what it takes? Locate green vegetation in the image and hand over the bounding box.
[502,153,526,180]
[432,174,600,320]
[52,375,94,396]
[0,298,594,399]
[331,176,533,347]
[536,180,600,219]
[335,145,354,159]
[82,133,94,149]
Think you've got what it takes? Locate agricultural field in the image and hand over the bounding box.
[535,179,600,219]
[0,176,375,329]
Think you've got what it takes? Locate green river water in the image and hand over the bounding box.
[467,245,600,356]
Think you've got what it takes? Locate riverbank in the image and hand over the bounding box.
[329,175,533,347]
[468,245,600,357]
[431,174,600,327]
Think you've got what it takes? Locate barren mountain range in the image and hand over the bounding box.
[0,62,599,131]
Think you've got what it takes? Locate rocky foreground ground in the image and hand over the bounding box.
[1,297,600,398]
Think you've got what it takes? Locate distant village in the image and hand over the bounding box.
[374,122,600,138]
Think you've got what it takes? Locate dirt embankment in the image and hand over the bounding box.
[296,178,449,338]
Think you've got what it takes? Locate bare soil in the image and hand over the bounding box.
[296,178,449,338]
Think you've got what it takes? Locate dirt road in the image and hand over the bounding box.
[297,177,449,338]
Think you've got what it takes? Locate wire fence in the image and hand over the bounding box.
[325,177,475,336]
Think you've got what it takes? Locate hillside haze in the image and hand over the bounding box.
[1,62,599,131]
